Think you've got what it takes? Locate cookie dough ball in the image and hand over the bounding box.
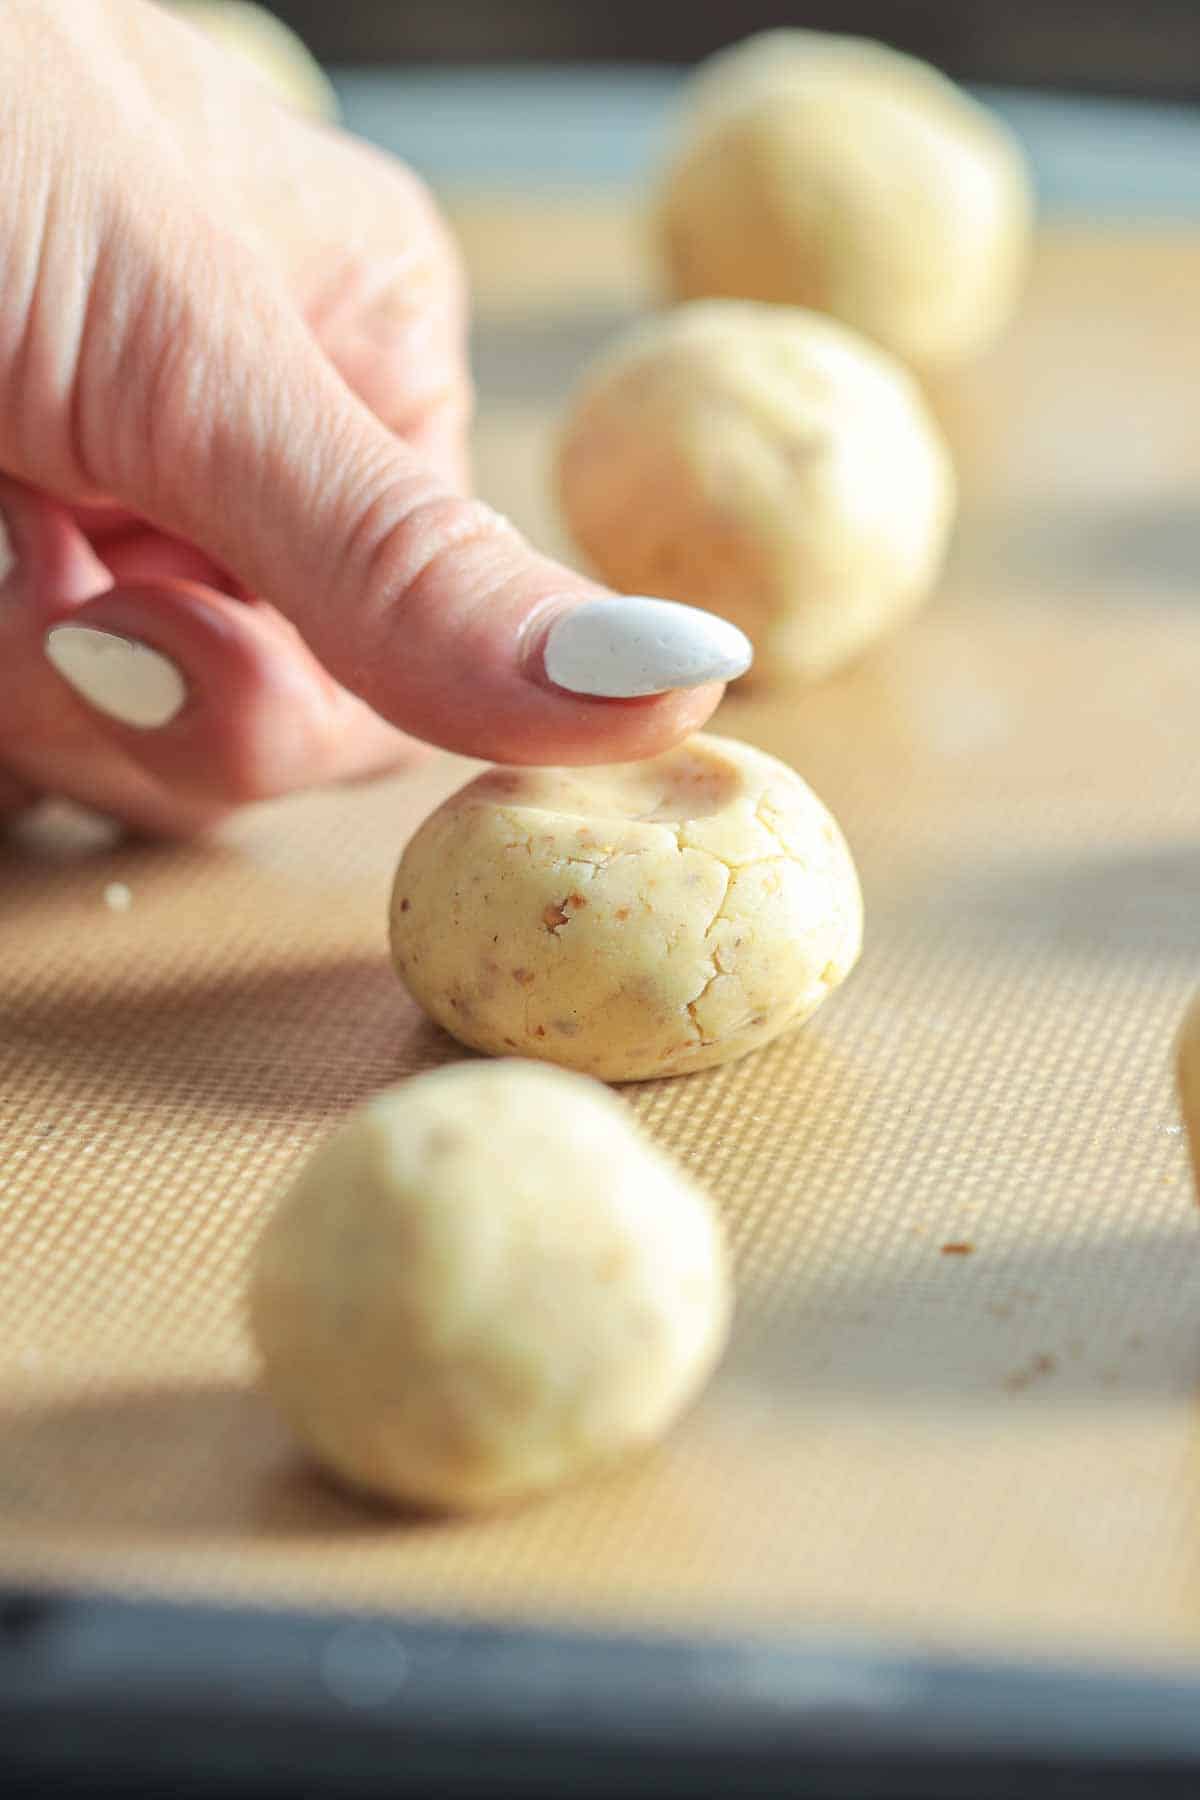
[390,733,861,1082]
[556,302,955,683]
[1175,990,1200,1202]
[167,3,338,121]
[655,30,1033,372]
[248,1062,731,1511]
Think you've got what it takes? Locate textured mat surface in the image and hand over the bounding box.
[2,216,1199,1662]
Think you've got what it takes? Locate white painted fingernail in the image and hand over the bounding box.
[543,596,753,698]
[44,625,186,729]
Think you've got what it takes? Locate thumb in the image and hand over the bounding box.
[91,246,750,766]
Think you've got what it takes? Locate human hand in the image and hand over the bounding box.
[0,0,747,835]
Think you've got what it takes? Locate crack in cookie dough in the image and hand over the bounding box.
[390,734,862,1081]
[680,862,734,1045]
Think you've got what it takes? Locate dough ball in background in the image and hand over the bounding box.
[556,302,955,684]
[166,2,339,121]
[654,30,1033,375]
[1175,991,1200,1203]
[390,733,862,1083]
[248,1062,731,1512]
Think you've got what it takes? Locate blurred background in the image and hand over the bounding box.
[267,1,1200,97]
[254,2,1200,219]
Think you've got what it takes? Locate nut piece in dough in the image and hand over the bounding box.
[1175,991,1200,1203]
[556,302,955,683]
[655,30,1033,373]
[248,1061,731,1511]
[390,733,862,1082]
[167,2,338,121]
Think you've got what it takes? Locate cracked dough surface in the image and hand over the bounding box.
[249,1061,731,1510]
[390,733,862,1082]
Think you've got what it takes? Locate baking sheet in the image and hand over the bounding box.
[2,209,1199,1665]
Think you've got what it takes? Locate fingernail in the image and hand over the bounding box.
[543,596,753,698]
[0,511,14,586]
[44,624,186,729]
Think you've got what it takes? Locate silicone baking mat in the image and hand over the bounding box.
[2,209,1199,1666]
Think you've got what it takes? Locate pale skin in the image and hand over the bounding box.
[0,0,721,837]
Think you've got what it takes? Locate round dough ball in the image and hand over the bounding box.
[390,732,861,1082]
[1174,990,1200,1203]
[248,1061,731,1511]
[167,2,338,121]
[556,301,955,683]
[655,30,1033,372]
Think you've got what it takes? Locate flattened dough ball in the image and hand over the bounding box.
[390,733,862,1082]
[248,1062,731,1511]
[167,2,338,120]
[556,302,955,683]
[655,30,1033,373]
[1175,990,1200,1203]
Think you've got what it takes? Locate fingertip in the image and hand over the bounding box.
[404,661,726,768]
[43,583,324,806]
[44,582,424,808]
[507,682,729,767]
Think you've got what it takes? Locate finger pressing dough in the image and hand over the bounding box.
[1175,990,1200,1202]
[390,733,862,1082]
[167,2,338,121]
[556,301,955,683]
[655,29,1033,373]
[248,1061,731,1511]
